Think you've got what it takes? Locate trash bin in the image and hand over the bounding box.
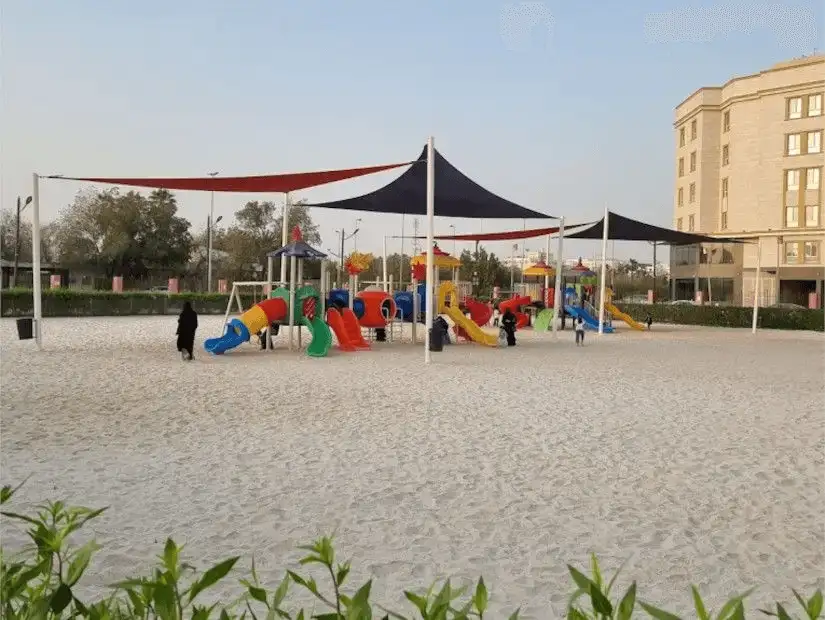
[428,328,443,352]
[16,317,34,340]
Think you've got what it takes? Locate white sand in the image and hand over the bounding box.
[1,316,823,617]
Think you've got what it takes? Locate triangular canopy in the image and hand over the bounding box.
[45,160,415,193]
[267,226,328,259]
[565,211,743,244]
[410,244,462,268]
[306,145,552,219]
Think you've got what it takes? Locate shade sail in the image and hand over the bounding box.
[45,160,416,193]
[419,222,594,241]
[306,145,552,219]
[566,211,744,244]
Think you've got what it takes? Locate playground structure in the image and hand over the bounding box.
[604,288,646,330]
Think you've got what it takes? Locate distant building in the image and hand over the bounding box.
[671,55,824,306]
[0,259,69,289]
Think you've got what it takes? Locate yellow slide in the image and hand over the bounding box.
[437,282,499,346]
[605,302,646,331]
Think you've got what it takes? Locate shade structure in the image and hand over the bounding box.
[413,222,594,242]
[267,226,327,259]
[522,260,555,277]
[569,259,596,277]
[44,161,416,193]
[565,211,743,244]
[410,244,461,269]
[306,145,552,219]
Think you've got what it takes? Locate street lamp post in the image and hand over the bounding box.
[207,214,223,289]
[335,227,360,282]
[13,195,33,288]
[206,171,219,292]
[352,218,362,251]
[449,225,456,255]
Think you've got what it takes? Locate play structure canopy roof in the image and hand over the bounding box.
[522,260,555,276]
[566,211,744,244]
[45,161,416,193]
[267,226,327,259]
[306,145,552,220]
[410,245,462,268]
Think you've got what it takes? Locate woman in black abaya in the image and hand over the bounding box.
[176,301,199,360]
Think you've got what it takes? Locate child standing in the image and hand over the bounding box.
[575,315,585,346]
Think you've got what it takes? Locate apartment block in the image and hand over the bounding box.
[671,55,824,307]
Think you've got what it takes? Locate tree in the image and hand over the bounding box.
[51,188,193,279]
[457,247,508,298]
[0,209,32,263]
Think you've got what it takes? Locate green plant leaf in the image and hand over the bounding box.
[163,538,180,576]
[249,586,268,605]
[404,591,428,617]
[716,588,755,620]
[273,574,290,608]
[808,591,824,619]
[606,557,631,597]
[189,557,240,603]
[567,608,589,620]
[0,510,41,526]
[474,577,488,615]
[50,583,73,614]
[639,601,683,620]
[729,601,745,620]
[568,565,596,594]
[154,582,177,620]
[590,554,603,591]
[591,585,613,617]
[67,540,102,585]
[353,579,373,607]
[508,608,521,620]
[691,586,710,620]
[776,603,793,620]
[337,562,351,587]
[617,582,637,620]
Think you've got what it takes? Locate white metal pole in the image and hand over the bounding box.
[597,207,609,334]
[297,259,303,348]
[207,171,219,292]
[412,278,418,343]
[399,214,406,289]
[221,284,235,334]
[552,217,564,339]
[424,136,435,364]
[288,255,297,350]
[320,261,327,317]
[348,275,354,310]
[31,173,42,349]
[752,238,762,334]
[382,236,389,292]
[265,255,274,349]
[280,192,290,283]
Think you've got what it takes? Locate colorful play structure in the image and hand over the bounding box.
[204,229,650,358]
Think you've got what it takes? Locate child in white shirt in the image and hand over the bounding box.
[575,316,585,346]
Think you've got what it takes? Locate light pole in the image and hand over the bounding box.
[335,227,360,281]
[352,218,362,251]
[449,225,456,255]
[206,171,219,292]
[207,214,223,288]
[13,196,33,288]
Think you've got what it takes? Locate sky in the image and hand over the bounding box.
[2,0,823,264]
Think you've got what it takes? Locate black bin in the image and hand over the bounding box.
[428,328,443,352]
[16,317,34,340]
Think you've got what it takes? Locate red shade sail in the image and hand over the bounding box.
[416,222,595,242]
[45,160,418,193]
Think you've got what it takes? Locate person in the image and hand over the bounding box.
[645,314,653,331]
[176,301,198,360]
[575,315,585,346]
[501,308,517,347]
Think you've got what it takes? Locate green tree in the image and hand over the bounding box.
[0,208,32,263]
[458,247,508,297]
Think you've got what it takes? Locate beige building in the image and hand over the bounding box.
[671,55,824,307]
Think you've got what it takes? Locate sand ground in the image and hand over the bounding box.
[1,316,823,617]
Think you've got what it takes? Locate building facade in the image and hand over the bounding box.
[671,55,824,307]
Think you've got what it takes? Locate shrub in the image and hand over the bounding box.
[1,483,822,619]
[618,303,824,332]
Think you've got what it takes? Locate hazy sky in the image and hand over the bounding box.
[2,0,822,263]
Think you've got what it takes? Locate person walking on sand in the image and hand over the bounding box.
[176,301,198,361]
[501,308,518,347]
[575,315,585,346]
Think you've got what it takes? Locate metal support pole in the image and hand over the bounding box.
[752,238,762,334]
[552,217,564,339]
[598,206,609,335]
[280,192,290,284]
[424,136,435,364]
[32,174,42,348]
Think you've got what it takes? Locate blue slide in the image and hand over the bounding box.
[564,305,614,333]
[204,319,250,355]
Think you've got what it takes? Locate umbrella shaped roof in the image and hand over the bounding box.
[522,260,555,276]
[410,245,462,268]
[267,227,328,259]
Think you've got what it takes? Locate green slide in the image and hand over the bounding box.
[302,316,333,357]
[534,308,555,332]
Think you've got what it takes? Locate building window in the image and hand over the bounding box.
[677,187,684,207]
[676,217,683,231]
[788,97,803,119]
[690,151,696,172]
[785,242,799,263]
[785,205,799,227]
[721,177,729,198]
[807,131,821,154]
[804,241,820,262]
[678,157,684,177]
[786,169,800,190]
[723,111,730,132]
[721,211,728,230]
[807,167,821,190]
[805,204,820,227]
[722,144,729,166]
[689,182,696,203]
[809,94,822,117]
[691,119,697,140]
[688,214,695,232]
[679,127,685,147]
[787,133,801,155]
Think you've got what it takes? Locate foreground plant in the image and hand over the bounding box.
[1,482,822,619]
